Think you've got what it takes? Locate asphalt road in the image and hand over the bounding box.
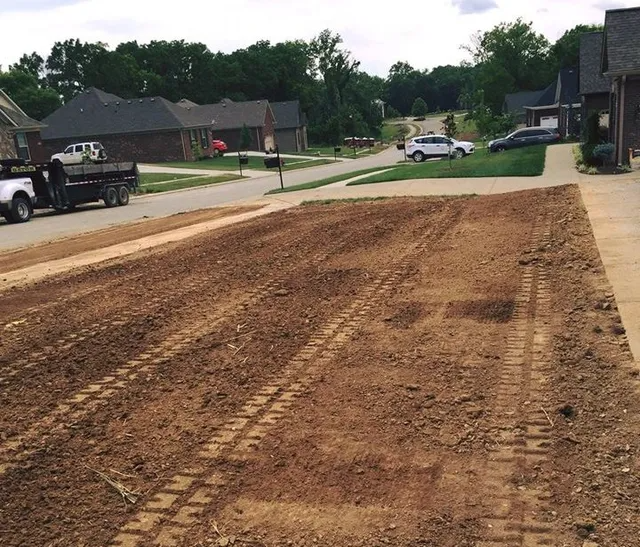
[1,145,404,251]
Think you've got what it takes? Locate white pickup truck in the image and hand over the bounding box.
[0,158,139,224]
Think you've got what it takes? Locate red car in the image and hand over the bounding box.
[211,139,227,157]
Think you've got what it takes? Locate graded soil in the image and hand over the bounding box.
[0,187,638,547]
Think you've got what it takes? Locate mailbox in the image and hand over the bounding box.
[396,142,405,150]
[334,147,342,153]
[264,156,282,169]
[239,156,249,165]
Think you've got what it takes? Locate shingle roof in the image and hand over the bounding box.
[175,100,270,130]
[559,67,580,105]
[0,89,45,130]
[41,89,270,140]
[503,91,545,115]
[42,90,187,139]
[602,7,640,74]
[271,101,304,129]
[580,33,610,95]
[176,98,199,109]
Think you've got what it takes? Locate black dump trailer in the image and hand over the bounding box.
[0,158,139,223]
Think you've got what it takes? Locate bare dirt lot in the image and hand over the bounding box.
[0,205,262,275]
[0,187,638,547]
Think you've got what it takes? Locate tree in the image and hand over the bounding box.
[441,112,457,138]
[550,24,603,71]
[467,19,552,112]
[411,97,428,117]
[0,69,61,120]
[309,30,360,114]
[10,52,45,80]
[385,105,402,119]
[384,61,420,115]
[46,39,108,101]
[239,124,252,150]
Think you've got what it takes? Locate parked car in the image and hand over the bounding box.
[211,139,227,157]
[406,135,475,162]
[51,142,107,165]
[488,127,561,153]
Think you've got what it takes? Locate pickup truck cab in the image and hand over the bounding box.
[51,142,107,165]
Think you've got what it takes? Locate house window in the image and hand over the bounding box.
[15,132,30,160]
[190,129,198,144]
[200,128,209,149]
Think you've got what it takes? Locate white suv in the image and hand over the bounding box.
[406,135,474,162]
[51,142,107,165]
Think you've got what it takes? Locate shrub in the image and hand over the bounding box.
[385,105,402,119]
[190,141,204,161]
[411,97,428,117]
[592,143,615,166]
[580,143,598,166]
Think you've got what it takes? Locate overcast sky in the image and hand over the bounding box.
[0,0,635,76]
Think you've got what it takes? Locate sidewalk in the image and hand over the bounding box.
[139,164,267,179]
[580,178,640,360]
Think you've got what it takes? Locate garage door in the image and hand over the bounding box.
[264,135,275,153]
[540,116,558,128]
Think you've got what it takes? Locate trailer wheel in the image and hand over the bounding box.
[104,186,119,208]
[117,186,130,206]
[6,197,32,223]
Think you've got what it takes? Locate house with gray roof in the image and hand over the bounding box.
[270,100,308,152]
[580,32,611,142]
[41,88,276,163]
[601,6,640,164]
[0,89,47,162]
[523,68,581,137]
[503,90,545,125]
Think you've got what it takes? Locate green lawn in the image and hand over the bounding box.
[158,156,333,172]
[381,124,408,142]
[138,174,243,194]
[139,173,194,184]
[348,145,547,185]
[266,166,393,195]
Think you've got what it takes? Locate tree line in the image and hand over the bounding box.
[0,21,601,144]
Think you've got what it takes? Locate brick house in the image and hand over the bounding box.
[579,32,611,134]
[175,98,276,154]
[503,90,546,126]
[41,88,276,163]
[0,89,47,162]
[270,100,308,152]
[523,68,581,137]
[601,7,640,165]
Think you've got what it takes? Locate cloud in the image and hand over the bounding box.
[0,0,84,12]
[592,0,625,9]
[451,0,498,15]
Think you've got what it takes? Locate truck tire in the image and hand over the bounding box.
[6,197,32,223]
[104,186,119,208]
[117,186,130,206]
[212,149,220,157]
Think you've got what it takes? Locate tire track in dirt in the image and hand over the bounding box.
[479,216,557,547]
[108,205,462,547]
[0,210,351,389]
[1,274,144,334]
[0,209,310,354]
[0,204,409,477]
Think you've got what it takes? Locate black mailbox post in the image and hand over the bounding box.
[264,146,284,190]
[397,140,407,161]
[238,152,249,176]
[333,147,341,161]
